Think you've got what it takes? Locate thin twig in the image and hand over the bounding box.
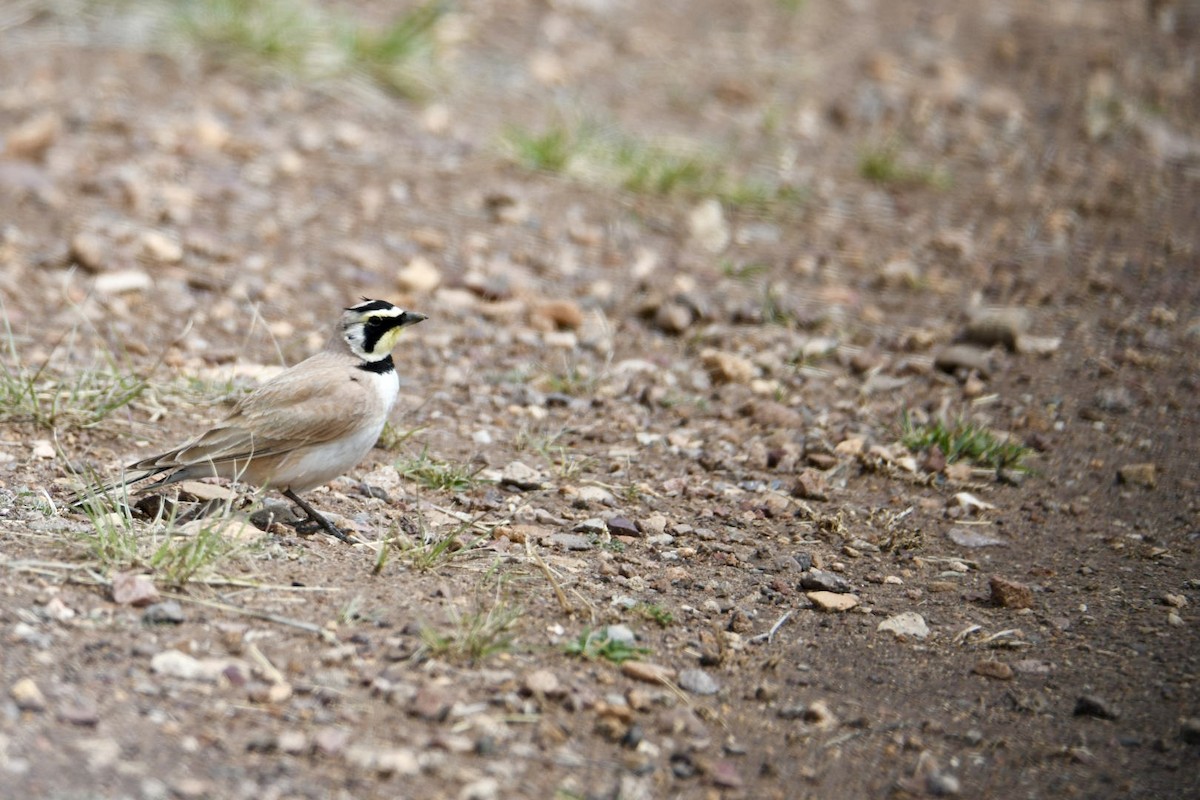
[164,592,337,643]
[749,610,794,645]
[525,540,573,616]
[246,642,287,685]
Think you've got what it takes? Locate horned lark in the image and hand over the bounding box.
[78,298,426,542]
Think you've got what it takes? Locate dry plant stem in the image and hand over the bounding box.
[246,642,286,685]
[165,592,338,643]
[525,539,573,616]
[749,609,794,645]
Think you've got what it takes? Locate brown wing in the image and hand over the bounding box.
[131,353,375,473]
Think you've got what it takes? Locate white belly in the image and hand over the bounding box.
[270,370,398,493]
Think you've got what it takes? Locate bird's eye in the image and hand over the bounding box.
[366,316,382,327]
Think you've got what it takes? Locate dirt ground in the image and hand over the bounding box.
[1,1,1198,798]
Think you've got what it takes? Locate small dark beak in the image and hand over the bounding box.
[399,311,428,328]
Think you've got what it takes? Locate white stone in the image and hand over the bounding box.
[878,612,930,640]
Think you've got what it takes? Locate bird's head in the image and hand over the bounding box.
[341,298,427,362]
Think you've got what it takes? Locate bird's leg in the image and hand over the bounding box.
[282,488,352,543]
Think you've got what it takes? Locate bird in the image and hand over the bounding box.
[74,298,427,542]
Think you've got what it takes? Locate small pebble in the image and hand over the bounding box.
[799,569,850,593]
[877,612,929,640]
[972,660,1014,681]
[805,591,859,612]
[606,516,639,537]
[142,601,185,624]
[1117,463,1157,489]
[990,575,1034,609]
[10,677,47,711]
[677,669,719,696]
[1074,694,1120,720]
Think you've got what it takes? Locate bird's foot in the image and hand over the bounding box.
[283,489,354,543]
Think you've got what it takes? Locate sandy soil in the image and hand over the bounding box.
[1,1,1198,798]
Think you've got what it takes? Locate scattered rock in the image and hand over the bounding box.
[6,111,61,160]
[1016,335,1061,356]
[934,345,991,378]
[74,736,120,770]
[532,300,584,330]
[111,572,160,606]
[57,694,99,726]
[67,231,107,271]
[834,437,865,456]
[792,469,829,501]
[965,307,1029,350]
[688,198,730,253]
[700,348,757,384]
[927,771,962,796]
[746,399,804,429]
[1092,387,1134,413]
[709,759,743,789]
[483,188,530,224]
[653,301,696,335]
[344,744,419,776]
[972,660,1014,681]
[396,256,442,293]
[549,533,592,551]
[1162,593,1188,608]
[800,570,850,593]
[142,601,185,624]
[276,730,309,755]
[522,669,562,697]
[1074,694,1120,720]
[877,612,929,640]
[677,669,719,696]
[410,685,455,721]
[878,258,922,287]
[989,576,1034,609]
[177,480,238,503]
[807,452,838,469]
[314,727,351,756]
[603,624,636,645]
[1117,463,1157,489]
[947,527,1007,548]
[803,699,838,728]
[10,678,47,711]
[805,591,859,612]
[1180,718,1200,745]
[94,269,152,295]
[606,516,639,537]
[620,661,676,684]
[151,650,243,683]
[460,777,501,800]
[952,492,995,512]
[500,461,547,490]
[140,230,183,264]
[639,513,668,537]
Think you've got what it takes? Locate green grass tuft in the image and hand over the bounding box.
[395,447,480,492]
[859,143,950,189]
[901,413,1032,472]
[173,0,444,96]
[564,627,650,664]
[502,121,804,210]
[0,311,146,431]
[633,603,674,628]
[421,599,520,664]
[151,522,238,586]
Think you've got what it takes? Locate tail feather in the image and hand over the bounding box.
[65,466,171,510]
